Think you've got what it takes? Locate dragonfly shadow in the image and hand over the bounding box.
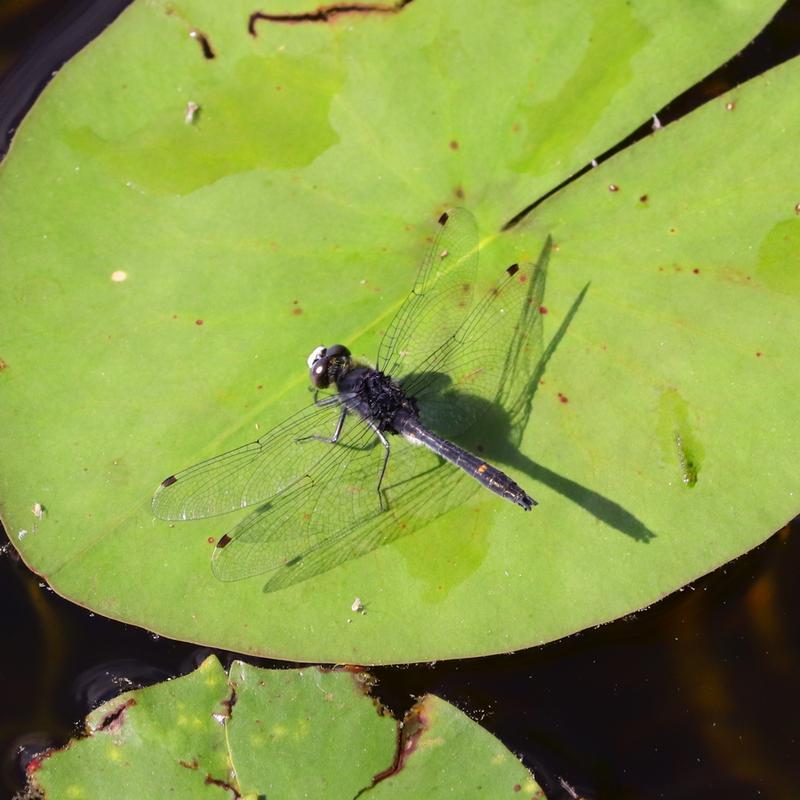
[453,274,656,544]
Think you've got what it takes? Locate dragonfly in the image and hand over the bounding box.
[152,208,546,591]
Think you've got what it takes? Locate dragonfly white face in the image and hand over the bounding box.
[307,345,326,369]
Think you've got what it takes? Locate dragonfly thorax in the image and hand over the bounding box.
[337,366,419,434]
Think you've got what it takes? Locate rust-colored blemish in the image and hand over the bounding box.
[98,698,136,734]
[692,268,700,275]
[207,536,215,544]
[558,392,569,404]
[453,186,464,199]
[249,0,411,34]
[221,686,237,719]
[195,319,204,326]
[179,758,199,770]
[756,351,763,358]
[292,307,303,315]
[538,305,548,314]
[204,774,239,793]
[371,699,428,786]
[639,194,648,203]
[449,139,459,150]
[0,358,8,371]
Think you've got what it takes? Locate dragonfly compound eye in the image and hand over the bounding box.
[310,357,331,389]
[325,344,351,359]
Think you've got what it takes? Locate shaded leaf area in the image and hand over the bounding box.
[26,657,542,799]
[0,0,796,663]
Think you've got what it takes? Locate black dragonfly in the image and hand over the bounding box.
[153,208,545,590]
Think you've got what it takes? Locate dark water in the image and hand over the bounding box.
[2,2,799,798]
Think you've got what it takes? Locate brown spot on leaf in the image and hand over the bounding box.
[97,699,136,734]
[189,29,216,59]
[249,0,411,34]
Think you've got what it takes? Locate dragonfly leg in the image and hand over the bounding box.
[372,427,391,512]
[295,408,347,445]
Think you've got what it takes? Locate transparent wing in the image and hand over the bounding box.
[403,257,547,440]
[211,417,478,588]
[377,208,479,379]
[152,400,349,521]
[211,413,387,581]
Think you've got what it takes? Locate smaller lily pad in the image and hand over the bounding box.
[25,656,543,799]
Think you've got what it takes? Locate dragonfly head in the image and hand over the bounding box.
[307,344,352,389]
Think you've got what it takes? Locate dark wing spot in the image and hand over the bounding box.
[438,211,449,225]
[217,534,232,548]
[506,263,519,277]
[161,475,178,487]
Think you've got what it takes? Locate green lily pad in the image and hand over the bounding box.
[1,0,797,663]
[26,656,542,799]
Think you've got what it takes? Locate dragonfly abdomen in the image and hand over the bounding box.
[396,415,535,511]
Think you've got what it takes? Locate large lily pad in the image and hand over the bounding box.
[26,656,542,799]
[1,0,797,662]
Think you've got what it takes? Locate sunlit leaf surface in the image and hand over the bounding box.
[0,0,796,662]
